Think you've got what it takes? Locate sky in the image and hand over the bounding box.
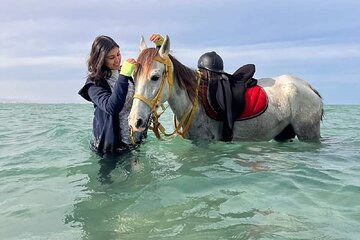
[0,0,359,104]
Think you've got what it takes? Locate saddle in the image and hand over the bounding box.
[201,64,268,141]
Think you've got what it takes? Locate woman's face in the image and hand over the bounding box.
[105,47,121,70]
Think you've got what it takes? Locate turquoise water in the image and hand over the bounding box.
[0,104,359,240]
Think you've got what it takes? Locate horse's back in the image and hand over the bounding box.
[257,74,323,141]
[259,74,322,105]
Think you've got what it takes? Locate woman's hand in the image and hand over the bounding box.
[126,58,137,65]
[120,58,137,77]
[149,33,164,47]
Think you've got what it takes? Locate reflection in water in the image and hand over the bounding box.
[65,147,149,239]
[63,136,358,239]
[98,148,140,184]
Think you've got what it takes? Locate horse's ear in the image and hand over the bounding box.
[159,35,170,58]
[140,36,147,51]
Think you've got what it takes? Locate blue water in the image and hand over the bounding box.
[0,104,359,239]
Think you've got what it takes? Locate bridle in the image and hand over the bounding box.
[130,55,201,144]
[133,55,173,112]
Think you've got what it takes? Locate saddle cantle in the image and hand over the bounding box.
[201,64,268,140]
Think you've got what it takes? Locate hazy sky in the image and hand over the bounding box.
[0,0,359,104]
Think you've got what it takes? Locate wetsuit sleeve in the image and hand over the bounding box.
[87,75,129,115]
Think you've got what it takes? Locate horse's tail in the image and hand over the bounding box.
[310,85,322,99]
[308,84,324,121]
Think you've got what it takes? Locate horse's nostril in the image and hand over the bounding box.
[135,119,143,128]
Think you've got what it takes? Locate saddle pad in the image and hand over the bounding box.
[236,85,268,120]
[202,84,268,121]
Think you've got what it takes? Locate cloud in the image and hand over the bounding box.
[0,0,359,103]
[0,55,85,68]
[169,40,360,69]
[0,79,85,103]
[2,39,358,69]
[220,42,360,61]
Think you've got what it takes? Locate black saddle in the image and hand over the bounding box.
[206,64,258,141]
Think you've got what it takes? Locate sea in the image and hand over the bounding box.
[0,104,359,240]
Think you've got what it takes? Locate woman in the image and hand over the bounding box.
[79,34,163,154]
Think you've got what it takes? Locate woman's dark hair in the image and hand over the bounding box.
[87,35,119,84]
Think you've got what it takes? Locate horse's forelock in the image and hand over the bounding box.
[135,48,198,102]
[136,48,159,79]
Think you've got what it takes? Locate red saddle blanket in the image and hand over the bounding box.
[202,85,268,121]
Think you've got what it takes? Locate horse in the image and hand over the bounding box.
[129,35,323,142]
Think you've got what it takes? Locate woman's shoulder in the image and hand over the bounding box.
[78,78,108,101]
[84,77,111,89]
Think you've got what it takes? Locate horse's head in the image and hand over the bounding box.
[129,35,173,133]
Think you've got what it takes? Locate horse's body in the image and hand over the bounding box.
[129,36,323,142]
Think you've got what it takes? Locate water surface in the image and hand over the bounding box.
[0,104,359,239]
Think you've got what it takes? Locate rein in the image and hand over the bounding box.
[130,55,201,143]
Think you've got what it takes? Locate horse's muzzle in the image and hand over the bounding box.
[129,118,146,133]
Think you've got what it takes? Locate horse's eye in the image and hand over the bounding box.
[151,75,160,81]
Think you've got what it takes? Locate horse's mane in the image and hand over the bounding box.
[136,48,198,102]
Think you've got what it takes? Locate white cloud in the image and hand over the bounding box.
[0,0,359,103]
[0,79,85,103]
[221,42,360,62]
[169,41,360,66]
[2,41,358,69]
[0,55,85,68]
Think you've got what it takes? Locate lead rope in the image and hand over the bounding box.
[151,70,201,139]
[171,70,202,138]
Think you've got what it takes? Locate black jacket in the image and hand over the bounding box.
[78,75,130,154]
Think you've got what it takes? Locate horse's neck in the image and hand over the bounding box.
[167,75,218,139]
[167,78,192,117]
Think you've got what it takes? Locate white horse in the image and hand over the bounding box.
[129,36,323,142]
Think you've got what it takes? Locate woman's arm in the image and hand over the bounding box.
[88,76,129,115]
